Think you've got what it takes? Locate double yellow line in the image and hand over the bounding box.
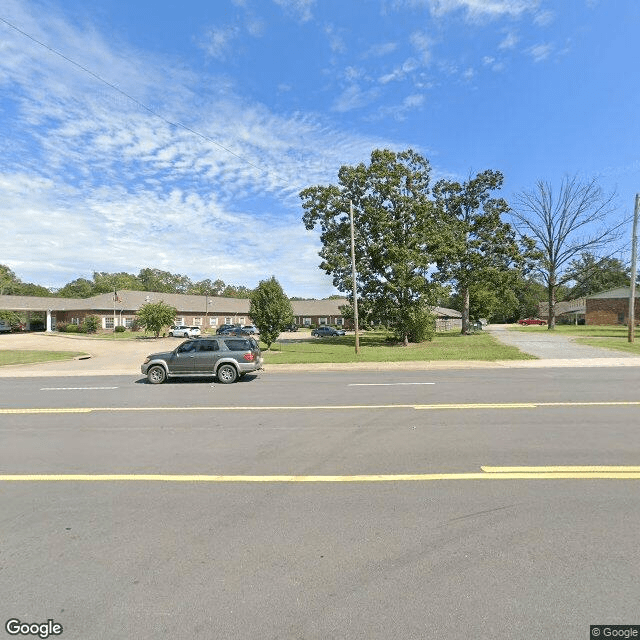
[2,467,640,482]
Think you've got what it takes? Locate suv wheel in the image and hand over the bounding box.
[147,365,167,384]
[217,363,238,384]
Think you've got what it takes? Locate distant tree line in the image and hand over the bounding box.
[0,266,255,299]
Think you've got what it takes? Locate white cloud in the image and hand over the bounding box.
[410,30,433,65]
[391,0,539,20]
[378,57,420,84]
[272,0,316,23]
[533,9,554,25]
[200,26,240,60]
[0,0,396,297]
[364,42,398,58]
[332,84,380,112]
[527,42,553,62]
[324,24,346,54]
[499,31,519,49]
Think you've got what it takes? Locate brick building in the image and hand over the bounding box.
[585,287,640,325]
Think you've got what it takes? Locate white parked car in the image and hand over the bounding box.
[168,325,201,338]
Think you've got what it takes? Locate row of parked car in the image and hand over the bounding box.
[167,324,259,338]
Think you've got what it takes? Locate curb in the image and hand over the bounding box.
[1,357,640,377]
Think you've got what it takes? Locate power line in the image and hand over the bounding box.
[0,15,291,187]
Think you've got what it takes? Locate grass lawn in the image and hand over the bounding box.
[509,324,640,355]
[260,330,535,364]
[0,350,88,366]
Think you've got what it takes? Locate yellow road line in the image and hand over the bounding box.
[3,401,640,414]
[2,471,640,482]
[482,465,640,473]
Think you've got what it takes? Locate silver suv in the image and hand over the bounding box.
[141,337,262,384]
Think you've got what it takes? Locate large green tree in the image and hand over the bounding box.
[301,148,443,345]
[566,252,631,298]
[0,264,51,296]
[249,277,293,349]
[136,301,177,338]
[433,171,536,334]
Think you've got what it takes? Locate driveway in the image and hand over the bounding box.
[486,324,639,359]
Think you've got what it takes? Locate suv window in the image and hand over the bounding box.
[197,340,219,352]
[223,338,252,351]
[178,341,197,353]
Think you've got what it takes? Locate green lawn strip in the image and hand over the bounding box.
[509,324,628,337]
[573,338,640,355]
[0,350,88,366]
[260,330,534,364]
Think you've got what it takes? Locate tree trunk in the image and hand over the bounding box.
[547,274,556,330]
[461,286,471,335]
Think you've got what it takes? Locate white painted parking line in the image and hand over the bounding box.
[40,387,119,391]
[348,382,436,387]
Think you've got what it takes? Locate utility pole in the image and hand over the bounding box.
[350,200,360,354]
[628,193,639,342]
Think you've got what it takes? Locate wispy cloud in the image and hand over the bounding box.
[391,0,540,21]
[0,0,394,295]
[527,42,553,62]
[364,41,398,58]
[200,25,240,60]
[499,31,519,49]
[410,30,433,64]
[272,0,316,23]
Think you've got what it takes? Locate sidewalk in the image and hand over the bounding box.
[1,331,639,377]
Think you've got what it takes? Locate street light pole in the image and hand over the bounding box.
[628,193,639,342]
[350,200,360,354]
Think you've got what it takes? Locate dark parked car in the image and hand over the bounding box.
[217,326,251,336]
[283,324,298,332]
[141,337,262,384]
[216,324,238,334]
[311,326,346,337]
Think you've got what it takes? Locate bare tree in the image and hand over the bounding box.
[511,175,622,329]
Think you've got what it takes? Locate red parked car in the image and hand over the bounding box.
[518,317,547,325]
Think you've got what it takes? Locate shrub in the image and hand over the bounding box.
[131,317,142,332]
[77,324,88,333]
[114,325,126,333]
[82,315,100,334]
[56,322,69,332]
[65,324,78,333]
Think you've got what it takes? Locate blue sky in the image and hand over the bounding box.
[1,0,638,297]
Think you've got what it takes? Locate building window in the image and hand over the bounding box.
[175,317,184,325]
[209,317,218,326]
[71,317,80,325]
[239,317,245,326]
[303,317,311,326]
[193,317,202,326]
[104,317,114,329]
[124,317,133,328]
[225,317,232,325]
[336,317,344,326]
[319,317,327,325]
[618,312,625,324]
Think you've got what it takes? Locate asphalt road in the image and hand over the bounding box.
[2,369,640,639]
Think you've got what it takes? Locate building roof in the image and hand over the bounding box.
[0,291,461,318]
[538,298,586,315]
[587,286,638,299]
